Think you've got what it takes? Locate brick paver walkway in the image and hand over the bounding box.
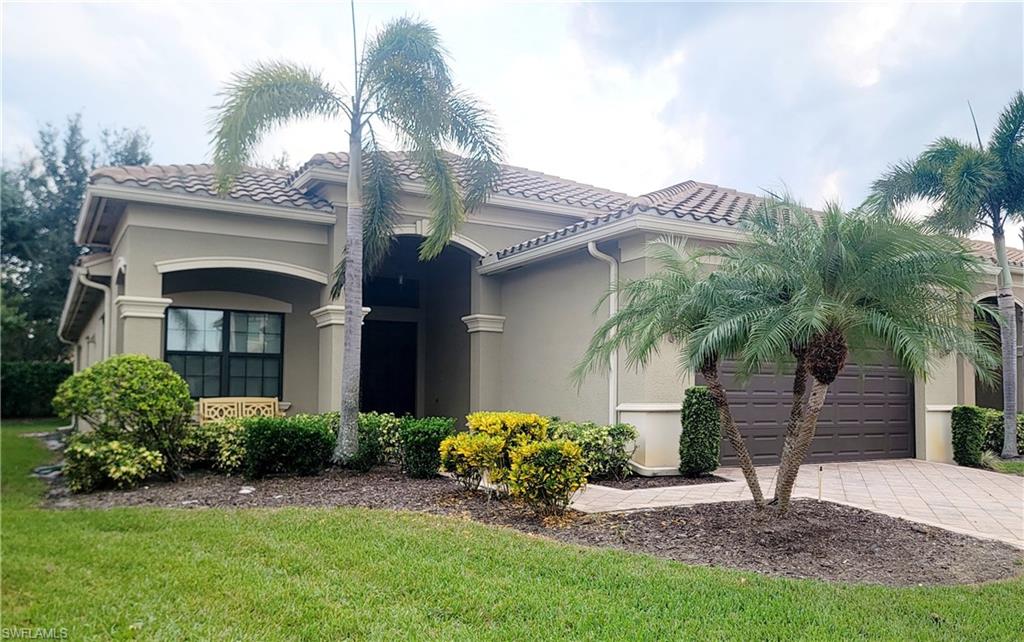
[574,459,1024,548]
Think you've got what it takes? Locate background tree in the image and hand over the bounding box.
[1,115,152,361]
[691,202,998,511]
[868,92,1023,458]
[212,13,503,463]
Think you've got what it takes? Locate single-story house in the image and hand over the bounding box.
[60,152,1024,473]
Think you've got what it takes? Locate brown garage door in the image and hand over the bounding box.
[701,358,914,465]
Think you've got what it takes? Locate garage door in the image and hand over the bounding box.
[701,358,914,465]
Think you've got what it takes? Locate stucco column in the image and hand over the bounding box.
[466,270,503,411]
[915,353,963,463]
[115,296,172,358]
[311,303,369,412]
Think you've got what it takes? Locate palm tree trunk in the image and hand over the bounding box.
[700,363,765,507]
[775,379,830,513]
[993,231,1019,458]
[773,353,808,504]
[335,124,363,463]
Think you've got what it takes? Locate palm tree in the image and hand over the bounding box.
[573,239,767,507]
[211,12,503,463]
[690,202,998,512]
[868,92,1023,458]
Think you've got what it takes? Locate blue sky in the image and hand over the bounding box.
[3,1,1022,244]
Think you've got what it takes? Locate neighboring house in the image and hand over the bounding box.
[60,153,1024,473]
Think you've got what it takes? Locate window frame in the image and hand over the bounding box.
[163,305,285,399]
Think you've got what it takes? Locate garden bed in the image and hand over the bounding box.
[46,466,1022,587]
[592,474,728,490]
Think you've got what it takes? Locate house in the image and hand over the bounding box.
[59,153,1024,473]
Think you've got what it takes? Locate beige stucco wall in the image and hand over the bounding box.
[496,246,612,422]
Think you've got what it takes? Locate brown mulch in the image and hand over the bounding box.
[45,467,1023,587]
[592,474,729,490]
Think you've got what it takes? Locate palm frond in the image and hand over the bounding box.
[413,143,464,260]
[941,147,1002,221]
[211,61,343,192]
[361,131,403,276]
[444,89,504,211]
[988,91,1024,215]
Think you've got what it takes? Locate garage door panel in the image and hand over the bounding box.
[706,358,914,465]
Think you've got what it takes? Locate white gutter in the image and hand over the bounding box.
[76,270,112,360]
[587,241,619,425]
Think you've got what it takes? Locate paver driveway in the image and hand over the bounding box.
[575,459,1024,548]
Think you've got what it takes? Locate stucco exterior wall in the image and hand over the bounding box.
[497,246,611,422]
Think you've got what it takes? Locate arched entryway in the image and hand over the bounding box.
[975,295,1024,410]
[360,236,475,419]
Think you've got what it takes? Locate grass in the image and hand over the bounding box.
[982,451,1024,477]
[2,420,1023,640]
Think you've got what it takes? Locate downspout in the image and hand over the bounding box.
[76,269,112,360]
[587,241,618,425]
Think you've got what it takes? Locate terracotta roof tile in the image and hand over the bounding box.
[90,164,334,212]
[492,181,763,260]
[966,239,1024,267]
[294,152,636,213]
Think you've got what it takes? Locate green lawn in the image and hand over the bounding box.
[984,454,1024,477]
[2,420,1022,641]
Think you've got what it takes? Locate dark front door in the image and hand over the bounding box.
[700,356,914,465]
[360,320,417,416]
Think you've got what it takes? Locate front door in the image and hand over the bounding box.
[360,320,417,416]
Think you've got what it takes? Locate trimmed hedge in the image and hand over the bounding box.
[679,386,720,477]
[550,421,637,481]
[399,417,456,478]
[951,405,988,467]
[981,408,1024,455]
[1,361,72,418]
[242,414,334,478]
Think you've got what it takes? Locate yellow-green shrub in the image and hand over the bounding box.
[182,419,246,473]
[439,432,504,490]
[508,439,588,515]
[63,432,165,493]
[466,411,549,484]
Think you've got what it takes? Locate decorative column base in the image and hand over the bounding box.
[617,402,683,476]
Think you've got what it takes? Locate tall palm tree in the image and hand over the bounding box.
[690,202,998,511]
[573,239,767,507]
[868,92,1023,458]
[211,13,503,463]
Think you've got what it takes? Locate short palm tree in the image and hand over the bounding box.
[868,92,1023,458]
[573,239,767,507]
[211,14,503,463]
[691,202,998,511]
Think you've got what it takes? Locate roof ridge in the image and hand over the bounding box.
[91,163,291,178]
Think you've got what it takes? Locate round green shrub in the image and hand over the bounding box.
[550,421,637,481]
[63,432,165,493]
[679,386,720,477]
[52,354,193,471]
[399,417,455,478]
[242,415,334,478]
[508,439,588,515]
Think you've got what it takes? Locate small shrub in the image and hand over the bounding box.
[466,411,550,484]
[952,405,987,467]
[508,439,588,515]
[679,386,720,477]
[981,408,1024,455]
[439,432,504,490]
[182,420,246,473]
[242,415,334,478]
[63,432,165,493]
[1,361,72,418]
[550,421,637,481]
[52,354,193,471]
[399,417,455,478]
[352,411,402,471]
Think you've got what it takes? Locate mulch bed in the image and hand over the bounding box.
[45,466,1022,587]
[592,474,728,490]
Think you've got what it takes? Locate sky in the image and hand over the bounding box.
[2,1,1022,245]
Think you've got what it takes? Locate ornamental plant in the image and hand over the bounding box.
[507,439,588,515]
[181,419,247,474]
[242,415,335,478]
[53,354,194,473]
[439,432,504,490]
[398,417,456,478]
[63,432,165,493]
[550,421,637,481]
[466,411,550,484]
[678,386,720,477]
